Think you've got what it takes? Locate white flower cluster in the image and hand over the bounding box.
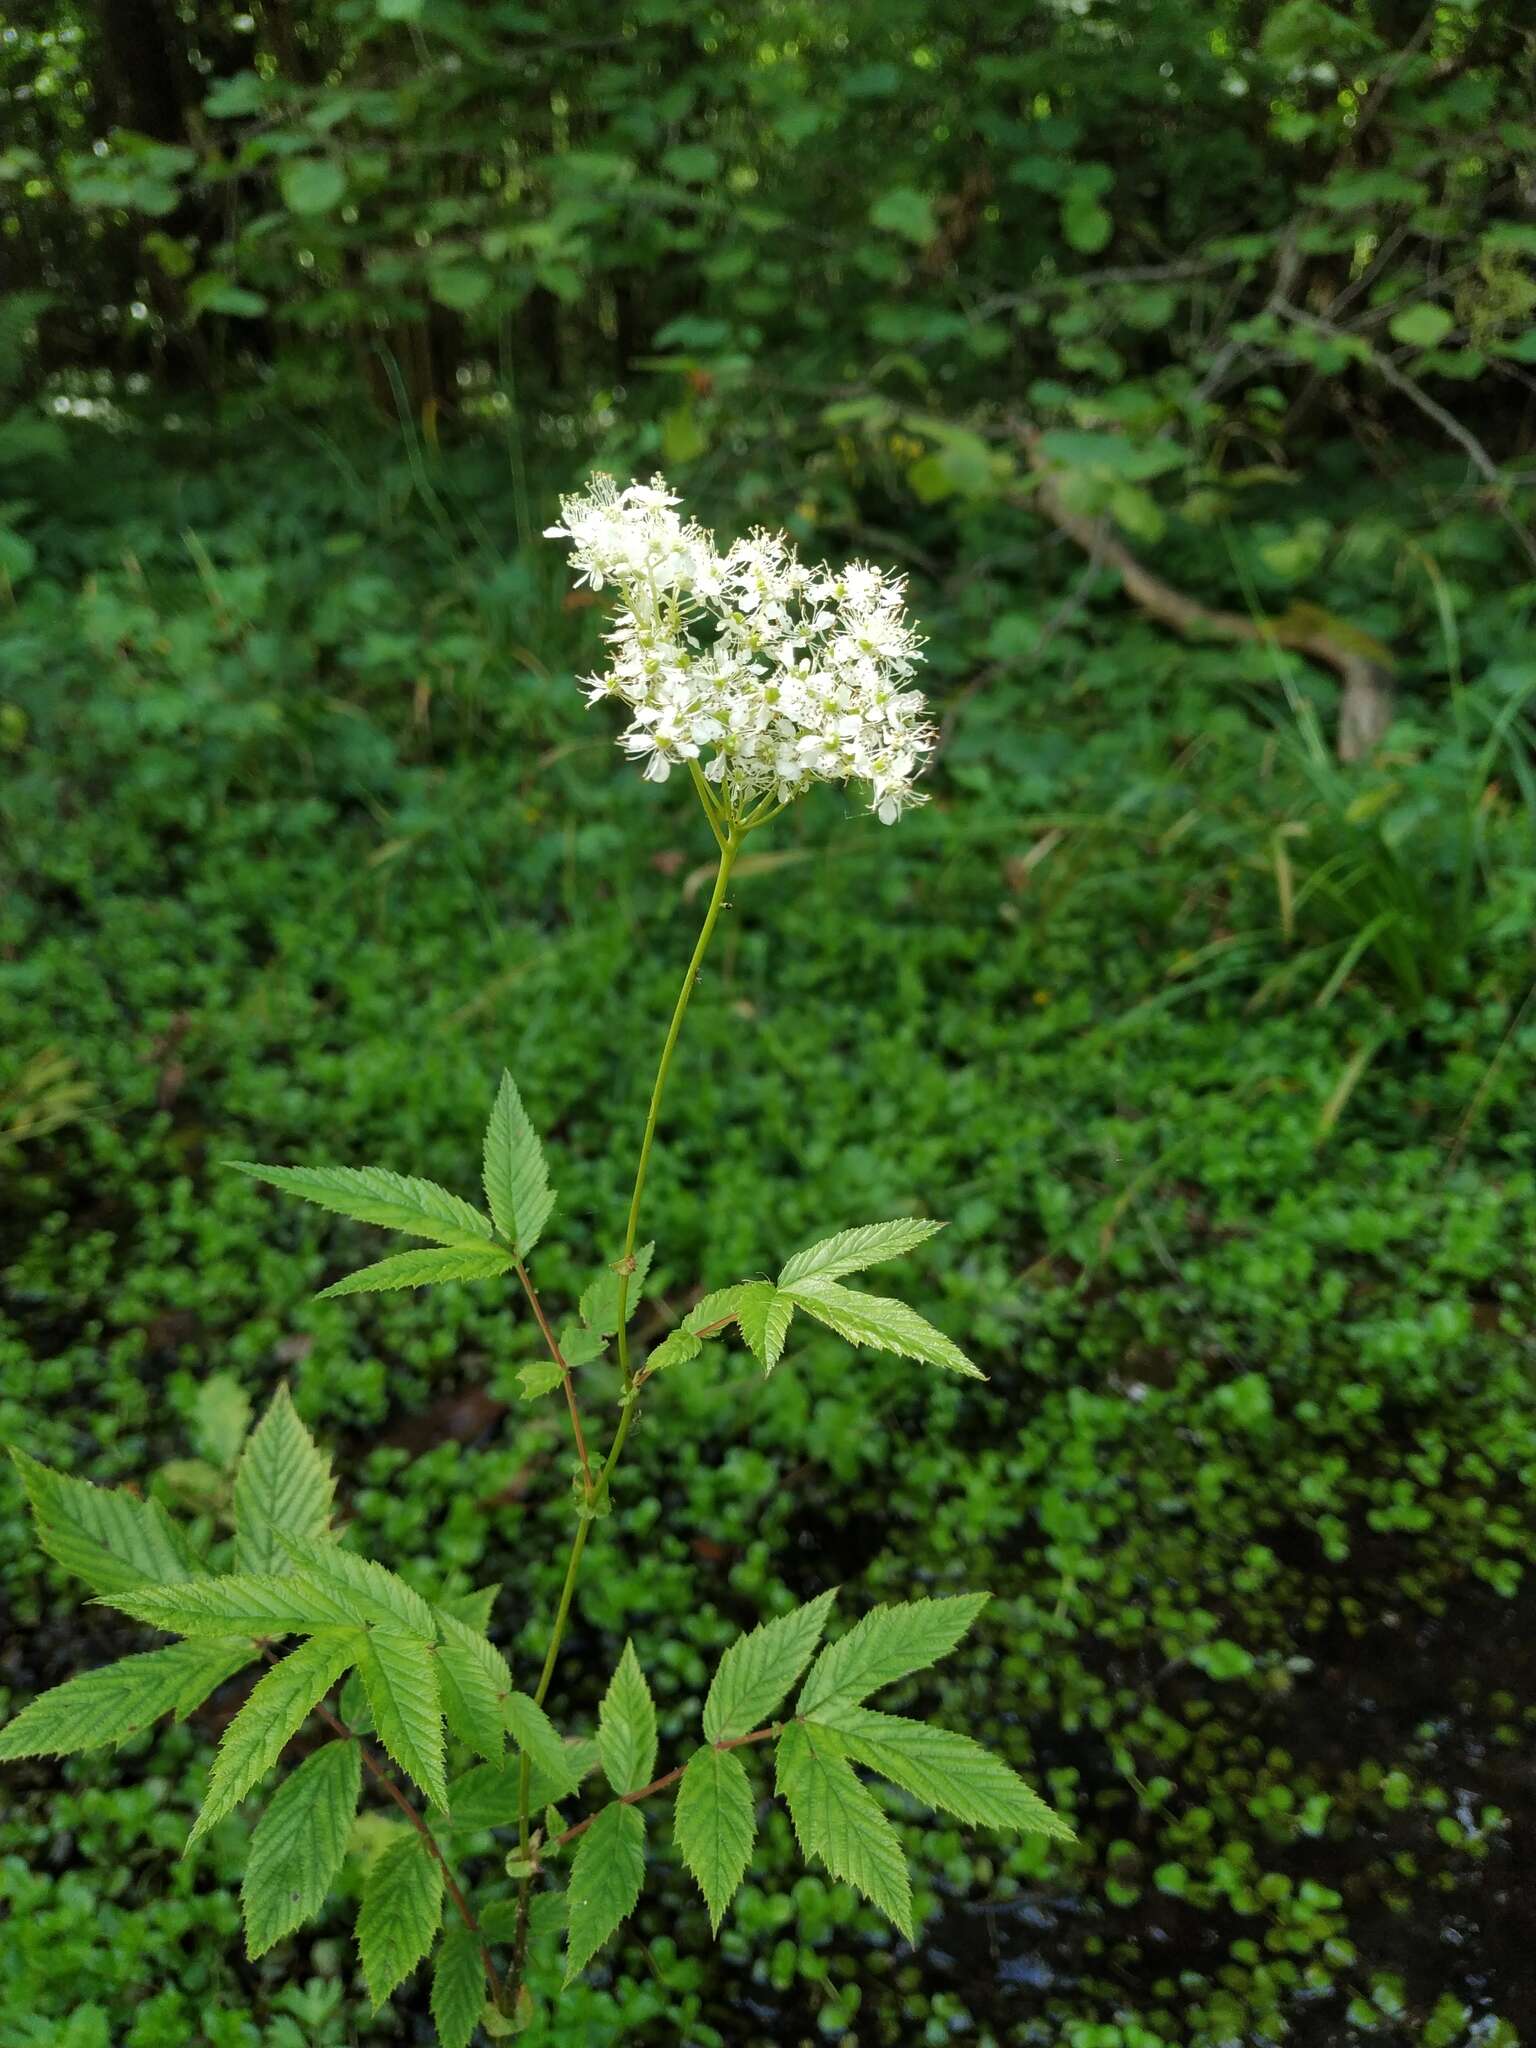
[544,475,933,825]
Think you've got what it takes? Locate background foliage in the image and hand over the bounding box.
[2,0,1535,2043]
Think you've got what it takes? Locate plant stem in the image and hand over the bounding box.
[614,827,741,1389]
[262,1650,503,2007]
[509,817,743,1986]
[514,1256,593,1497]
[550,1724,779,1850]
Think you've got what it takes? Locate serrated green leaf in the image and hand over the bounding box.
[0,1639,254,1761]
[192,1374,252,1471]
[684,1284,754,1333]
[578,1242,654,1335]
[318,1245,513,1299]
[504,1692,592,1800]
[278,1535,436,1640]
[242,1737,362,1957]
[646,1283,758,1376]
[446,1738,596,1828]
[434,1609,510,1762]
[564,1802,645,1983]
[103,1572,353,1637]
[735,1282,794,1373]
[797,1594,989,1719]
[517,1359,566,1402]
[190,1630,361,1845]
[775,1719,913,1938]
[357,1627,448,1812]
[233,1384,336,1577]
[438,1585,499,1635]
[358,1831,445,2007]
[832,1709,1073,1839]
[431,1921,486,2048]
[597,1640,656,1796]
[444,1759,524,1829]
[777,1219,945,1288]
[11,1448,203,1595]
[558,1322,606,1368]
[704,1589,837,1743]
[482,1071,555,1256]
[228,1161,493,1249]
[674,1744,755,1932]
[642,1327,702,1375]
[782,1279,983,1379]
[339,1667,374,1732]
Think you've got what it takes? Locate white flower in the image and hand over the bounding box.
[545,474,934,825]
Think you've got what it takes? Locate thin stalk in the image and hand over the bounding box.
[514,1257,593,1497]
[550,1724,780,1850]
[510,819,742,1983]
[262,1651,503,2007]
[688,760,728,849]
[614,826,741,1389]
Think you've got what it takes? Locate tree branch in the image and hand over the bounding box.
[1010,419,1398,761]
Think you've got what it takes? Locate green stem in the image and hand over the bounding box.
[511,818,742,1979]
[614,826,741,1389]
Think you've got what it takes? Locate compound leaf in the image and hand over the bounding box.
[775,1719,913,1939]
[564,1801,645,1984]
[704,1589,837,1742]
[797,1595,989,1719]
[778,1219,945,1288]
[597,1639,657,1796]
[674,1744,755,1932]
[234,1384,335,1576]
[242,1736,362,1957]
[0,1638,254,1761]
[358,1831,444,2007]
[482,1071,555,1256]
[228,1161,493,1249]
[189,1629,361,1845]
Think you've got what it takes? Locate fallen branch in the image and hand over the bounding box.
[1011,420,1396,761]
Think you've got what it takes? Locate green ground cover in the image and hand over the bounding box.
[2,428,1533,2046]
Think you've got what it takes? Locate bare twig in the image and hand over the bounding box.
[1272,300,1536,575]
